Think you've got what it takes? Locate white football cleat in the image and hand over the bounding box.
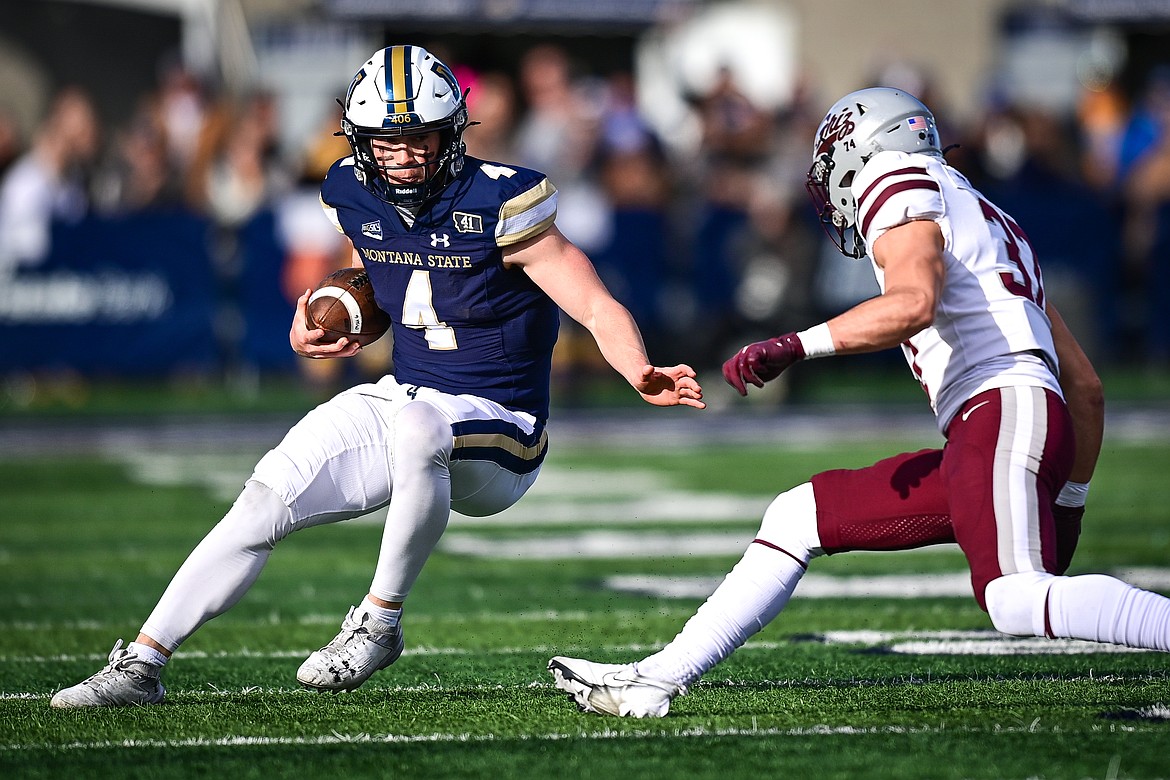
[297,606,404,692]
[548,656,685,718]
[50,640,166,709]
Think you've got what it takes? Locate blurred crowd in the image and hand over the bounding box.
[2,42,1169,400]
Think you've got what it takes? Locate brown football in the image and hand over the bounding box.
[306,268,391,346]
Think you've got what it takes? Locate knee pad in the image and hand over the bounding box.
[393,401,452,468]
[755,482,824,566]
[215,480,295,550]
[984,571,1058,637]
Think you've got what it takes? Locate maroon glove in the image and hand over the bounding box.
[1052,503,1084,575]
[722,333,806,396]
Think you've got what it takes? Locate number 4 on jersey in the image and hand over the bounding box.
[480,163,517,180]
[402,270,457,350]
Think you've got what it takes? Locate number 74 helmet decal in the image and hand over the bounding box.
[806,87,942,258]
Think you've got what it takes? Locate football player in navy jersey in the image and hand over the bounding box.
[549,87,1170,718]
[51,45,703,708]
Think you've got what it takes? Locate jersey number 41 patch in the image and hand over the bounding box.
[453,212,483,233]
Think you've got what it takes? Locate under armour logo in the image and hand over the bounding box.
[430,232,450,248]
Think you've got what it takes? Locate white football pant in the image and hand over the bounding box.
[140,376,541,653]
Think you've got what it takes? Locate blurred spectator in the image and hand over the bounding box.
[590,72,674,355]
[178,89,295,381]
[732,166,819,336]
[693,65,775,167]
[155,60,210,176]
[1117,66,1170,184]
[0,107,21,179]
[186,89,291,227]
[0,86,100,275]
[1118,65,1170,362]
[299,104,351,190]
[513,44,598,185]
[463,71,518,162]
[512,45,611,397]
[280,104,350,304]
[93,98,184,214]
[684,64,778,367]
[1077,77,1128,192]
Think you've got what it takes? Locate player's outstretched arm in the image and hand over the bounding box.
[722,220,945,396]
[506,226,704,409]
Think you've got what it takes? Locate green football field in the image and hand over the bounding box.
[1,410,1168,779]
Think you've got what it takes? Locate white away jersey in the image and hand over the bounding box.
[853,151,1061,431]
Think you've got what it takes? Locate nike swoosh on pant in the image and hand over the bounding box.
[961,400,991,422]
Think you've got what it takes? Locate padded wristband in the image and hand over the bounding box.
[796,323,835,359]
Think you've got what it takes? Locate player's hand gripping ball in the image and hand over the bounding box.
[307,268,391,346]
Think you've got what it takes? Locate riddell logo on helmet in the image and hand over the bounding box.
[816,110,856,156]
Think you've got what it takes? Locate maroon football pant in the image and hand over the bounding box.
[811,387,1076,609]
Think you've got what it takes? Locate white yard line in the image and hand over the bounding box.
[602,570,1170,599]
[3,628,1157,672]
[0,719,1158,754]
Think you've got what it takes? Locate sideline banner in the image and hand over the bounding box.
[0,211,220,374]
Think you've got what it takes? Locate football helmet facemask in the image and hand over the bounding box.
[806,87,941,258]
[341,45,469,208]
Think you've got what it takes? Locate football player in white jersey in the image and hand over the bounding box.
[50,45,704,708]
[549,87,1170,718]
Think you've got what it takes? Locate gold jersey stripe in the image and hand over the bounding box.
[320,194,346,235]
[453,428,549,462]
[496,179,557,247]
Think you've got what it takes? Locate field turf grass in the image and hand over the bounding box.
[1,418,1168,779]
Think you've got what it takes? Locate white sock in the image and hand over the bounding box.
[636,543,807,686]
[1047,574,1170,651]
[126,641,168,667]
[358,597,402,628]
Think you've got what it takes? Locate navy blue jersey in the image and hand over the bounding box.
[320,155,561,420]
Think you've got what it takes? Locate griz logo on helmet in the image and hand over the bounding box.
[816,109,857,157]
